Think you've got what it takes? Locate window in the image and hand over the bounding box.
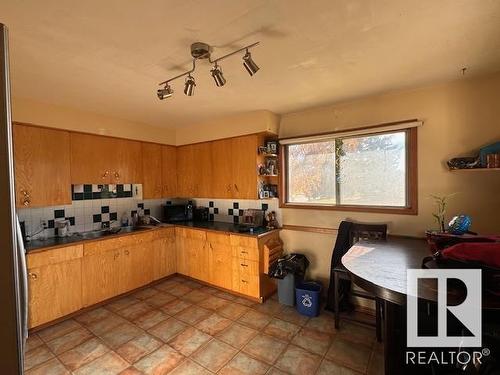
[281,125,417,214]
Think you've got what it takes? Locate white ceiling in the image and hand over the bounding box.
[2,0,500,129]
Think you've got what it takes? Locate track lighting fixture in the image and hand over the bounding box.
[157,84,173,100]
[243,49,259,76]
[184,74,196,96]
[157,41,259,100]
[211,64,226,87]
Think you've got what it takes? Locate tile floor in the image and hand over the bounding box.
[25,275,383,375]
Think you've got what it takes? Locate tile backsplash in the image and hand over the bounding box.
[17,184,280,240]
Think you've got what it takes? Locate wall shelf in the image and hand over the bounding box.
[450,168,500,172]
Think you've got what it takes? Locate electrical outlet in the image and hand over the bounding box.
[41,219,47,228]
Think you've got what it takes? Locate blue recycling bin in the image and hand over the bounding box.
[295,281,322,317]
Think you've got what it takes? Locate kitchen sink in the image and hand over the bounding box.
[75,226,149,240]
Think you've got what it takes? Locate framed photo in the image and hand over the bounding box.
[266,141,278,154]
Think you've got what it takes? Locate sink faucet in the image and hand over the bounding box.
[101,220,116,230]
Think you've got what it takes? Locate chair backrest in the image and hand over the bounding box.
[349,223,387,246]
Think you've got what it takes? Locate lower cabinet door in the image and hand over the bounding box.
[208,242,233,290]
[28,259,83,328]
[231,258,260,298]
[176,235,189,276]
[154,235,176,280]
[82,250,121,306]
[186,238,209,282]
[121,244,154,292]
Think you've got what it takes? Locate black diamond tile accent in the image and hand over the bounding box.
[144,208,150,215]
[66,217,75,226]
[131,210,137,216]
[166,201,172,205]
[92,192,101,199]
[214,208,219,214]
[233,202,239,209]
[209,214,214,221]
[84,192,93,200]
[117,184,124,193]
[73,193,84,201]
[228,209,233,215]
[124,191,133,198]
[101,206,110,214]
[54,209,65,219]
[239,209,244,216]
[83,184,92,193]
[110,212,118,221]
[138,203,144,209]
[209,201,214,207]
[48,220,54,228]
[93,214,102,223]
[261,203,269,210]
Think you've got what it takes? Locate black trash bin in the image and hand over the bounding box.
[269,254,309,306]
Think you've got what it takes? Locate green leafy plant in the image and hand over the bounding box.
[430,193,456,232]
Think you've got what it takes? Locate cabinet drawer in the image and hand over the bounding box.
[175,227,207,241]
[206,231,231,245]
[233,275,260,298]
[230,234,258,248]
[84,232,153,256]
[233,258,259,277]
[27,244,83,268]
[232,246,259,261]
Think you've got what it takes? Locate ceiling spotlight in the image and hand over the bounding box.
[243,50,259,76]
[157,84,173,100]
[211,64,226,87]
[184,74,196,96]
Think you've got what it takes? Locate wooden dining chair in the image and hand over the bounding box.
[333,223,387,342]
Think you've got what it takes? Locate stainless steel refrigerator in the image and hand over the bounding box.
[0,23,26,374]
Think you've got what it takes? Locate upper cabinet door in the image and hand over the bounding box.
[211,139,233,199]
[192,142,212,198]
[111,138,143,184]
[70,133,113,184]
[162,145,177,198]
[231,135,258,199]
[176,145,195,198]
[14,124,72,207]
[142,143,162,199]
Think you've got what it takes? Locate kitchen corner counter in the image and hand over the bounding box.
[24,221,279,252]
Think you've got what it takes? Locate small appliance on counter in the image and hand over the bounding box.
[162,203,194,223]
[194,207,209,222]
[55,220,70,237]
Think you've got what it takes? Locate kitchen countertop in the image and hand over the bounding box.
[25,221,279,252]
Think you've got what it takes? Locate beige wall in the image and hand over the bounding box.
[175,110,279,145]
[280,72,500,283]
[12,97,177,144]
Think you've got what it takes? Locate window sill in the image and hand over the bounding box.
[279,202,418,215]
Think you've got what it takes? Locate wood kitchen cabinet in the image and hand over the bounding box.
[27,245,83,328]
[175,227,208,281]
[82,232,154,306]
[13,124,72,208]
[207,232,232,290]
[176,145,195,197]
[162,145,177,197]
[211,139,233,198]
[142,142,163,199]
[71,133,142,184]
[153,227,176,280]
[231,134,259,199]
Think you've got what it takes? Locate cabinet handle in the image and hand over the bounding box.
[114,252,119,259]
[241,279,248,284]
[241,250,248,254]
[114,171,120,180]
[21,190,30,197]
[102,171,110,179]
[28,272,37,280]
[226,184,231,192]
[240,263,248,267]
[125,250,130,255]
[234,184,239,192]
[23,199,31,206]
